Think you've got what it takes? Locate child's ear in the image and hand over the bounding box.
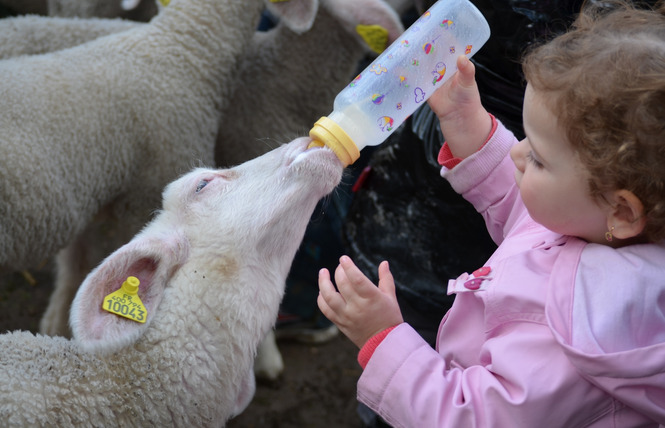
[607,189,647,240]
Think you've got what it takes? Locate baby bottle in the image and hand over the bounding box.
[309,0,491,166]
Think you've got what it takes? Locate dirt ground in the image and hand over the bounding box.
[0,262,365,428]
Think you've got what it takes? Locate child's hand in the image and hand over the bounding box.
[427,55,492,159]
[317,256,403,349]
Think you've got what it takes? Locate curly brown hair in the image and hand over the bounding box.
[522,0,665,241]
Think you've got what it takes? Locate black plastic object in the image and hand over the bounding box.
[468,0,585,138]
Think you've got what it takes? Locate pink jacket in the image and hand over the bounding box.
[357,121,665,427]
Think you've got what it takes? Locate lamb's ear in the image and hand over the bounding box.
[267,0,319,34]
[70,230,189,354]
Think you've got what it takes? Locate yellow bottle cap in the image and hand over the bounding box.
[102,276,148,323]
[308,116,360,167]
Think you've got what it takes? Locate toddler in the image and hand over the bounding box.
[317,1,665,426]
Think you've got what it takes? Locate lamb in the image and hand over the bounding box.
[0,0,402,324]
[0,0,403,382]
[0,0,265,335]
[0,138,343,427]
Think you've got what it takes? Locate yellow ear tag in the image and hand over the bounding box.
[158,0,170,6]
[356,24,389,54]
[102,276,147,323]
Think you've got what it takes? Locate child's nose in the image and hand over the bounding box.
[510,139,528,172]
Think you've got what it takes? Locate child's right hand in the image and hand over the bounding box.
[427,55,493,159]
[317,256,403,349]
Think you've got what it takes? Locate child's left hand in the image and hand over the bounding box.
[317,255,404,349]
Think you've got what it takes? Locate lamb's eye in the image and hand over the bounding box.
[195,179,209,193]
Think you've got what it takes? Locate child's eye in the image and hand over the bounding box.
[526,151,544,169]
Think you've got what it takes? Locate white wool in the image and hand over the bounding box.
[0,0,402,322]
[0,0,264,337]
[0,15,138,59]
[0,0,263,268]
[0,0,402,379]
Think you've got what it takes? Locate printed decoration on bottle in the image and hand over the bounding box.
[432,62,447,85]
[356,11,468,135]
[372,93,386,105]
[370,63,388,75]
[422,39,436,55]
[417,10,432,25]
[348,73,362,88]
[377,116,394,132]
[441,19,455,29]
[399,75,408,87]
[414,87,426,103]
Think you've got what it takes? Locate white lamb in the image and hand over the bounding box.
[0,0,265,333]
[0,0,403,382]
[0,0,402,327]
[0,138,343,427]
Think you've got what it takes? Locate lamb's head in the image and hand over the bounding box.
[70,138,342,354]
[163,136,342,271]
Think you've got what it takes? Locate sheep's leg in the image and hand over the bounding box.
[253,329,284,381]
[39,241,87,337]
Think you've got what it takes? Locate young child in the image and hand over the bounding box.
[317,1,665,426]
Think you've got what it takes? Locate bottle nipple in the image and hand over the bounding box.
[308,117,360,167]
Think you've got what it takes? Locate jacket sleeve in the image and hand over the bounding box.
[440,120,524,245]
[357,322,609,428]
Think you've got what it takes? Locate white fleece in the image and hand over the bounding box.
[0,138,343,427]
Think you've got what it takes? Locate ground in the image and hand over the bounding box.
[0,263,365,428]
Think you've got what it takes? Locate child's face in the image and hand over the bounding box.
[510,85,610,244]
